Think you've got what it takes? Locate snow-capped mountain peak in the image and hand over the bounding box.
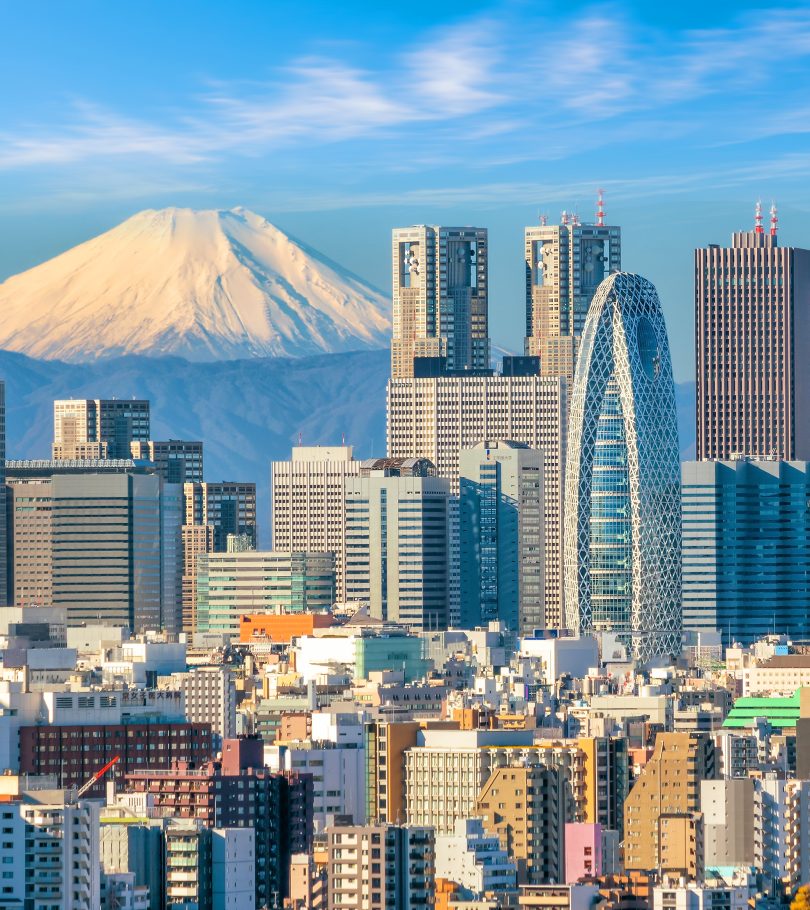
[0,207,391,362]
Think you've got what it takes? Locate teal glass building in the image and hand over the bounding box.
[682,459,810,646]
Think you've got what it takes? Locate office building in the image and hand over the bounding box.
[344,458,449,630]
[325,823,435,910]
[53,398,150,459]
[20,719,213,794]
[195,550,335,637]
[182,481,257,634]
[564,273,681,661]
[271,445,362,602]
[459,440,543,632]
[392,225,489,378]
[525,206,621,386]
[387,372,566,628]
[184,481,257,549]
[623,733,715,874]
[130,438,203,483]
[406,729,583,838]
[10,470,181,630]
[682,459,810,645]
[695,212,810,460]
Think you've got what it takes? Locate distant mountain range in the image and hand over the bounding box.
[1,348,695,546]
[0,207,390,362]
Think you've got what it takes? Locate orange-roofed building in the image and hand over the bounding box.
[239,612,333,645]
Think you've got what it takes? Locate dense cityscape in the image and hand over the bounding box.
[0,200,807,910]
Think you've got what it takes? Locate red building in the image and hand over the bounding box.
[19,721,213,796]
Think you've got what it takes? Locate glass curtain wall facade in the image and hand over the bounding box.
[564,272,681,661]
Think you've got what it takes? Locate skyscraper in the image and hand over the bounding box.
[564,272,681,661]
[42,472,180,631]
[271,445,362,603]
[53,398,150,459]
[459,440,544,633]
[525,203,621,386]
[391,226,489,378]
[682,458,810,645]
[695,208,810,460]
[387,372,566,628]
[344,458,450,631]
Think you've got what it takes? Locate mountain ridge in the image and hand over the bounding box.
[0,207,391,363]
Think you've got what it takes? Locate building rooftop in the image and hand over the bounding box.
[723,689,802,730]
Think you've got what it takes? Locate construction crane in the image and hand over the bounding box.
[70,755,121,803]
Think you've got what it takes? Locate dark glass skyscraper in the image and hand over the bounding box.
[695,218,810,460]
[682,458,810,646]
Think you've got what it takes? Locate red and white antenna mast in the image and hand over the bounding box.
[561,210,569,226]
[596,188,605,226]
[755,200,764,234]
[770,202,778,236]
[540,214,548,226]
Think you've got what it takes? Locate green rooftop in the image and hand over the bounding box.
[723,689,802,730]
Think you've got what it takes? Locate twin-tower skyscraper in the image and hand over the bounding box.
[388,207,682,660]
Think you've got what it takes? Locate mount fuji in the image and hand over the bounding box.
[0,207,390,362]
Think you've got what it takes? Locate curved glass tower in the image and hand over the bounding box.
[564,272,681,661]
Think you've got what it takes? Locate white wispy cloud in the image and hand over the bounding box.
[0,4,809,188]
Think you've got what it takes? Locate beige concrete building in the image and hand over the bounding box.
[623,733,715,875]
[475,764,567,885]
[271,445,362,602]
[695,220,810,460]
[387,374,566,627]
[325,823,434,910]
[392,225,489,378]
[53,398,150,460]
[525,215,621,388]
[405,729,585,837]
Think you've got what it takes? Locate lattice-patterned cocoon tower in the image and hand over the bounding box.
[563,272,681,661]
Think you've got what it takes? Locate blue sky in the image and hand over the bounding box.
[2,1,810,381]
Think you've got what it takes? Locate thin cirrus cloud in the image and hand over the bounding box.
[0,6,809,178]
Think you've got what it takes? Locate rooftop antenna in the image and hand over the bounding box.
[298,431,303,447]
[770,202,778,236]
[755,200,764,234]
[596,189,605,226]
[341,431,346,446]
[561,210,569,226]
[540,213,548,226]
